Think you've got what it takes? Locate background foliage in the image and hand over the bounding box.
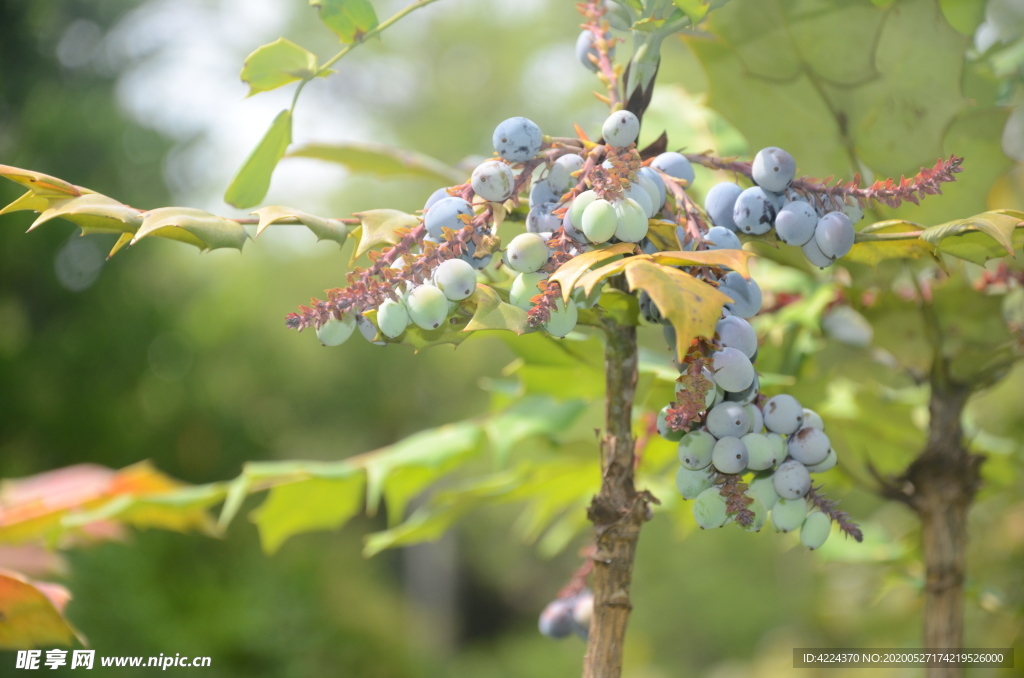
[0,0,1021,675]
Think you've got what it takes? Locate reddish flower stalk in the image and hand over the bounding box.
[807,485,864,542]
[578,1,622,108]
[715,472,755,527]
[685,152,964,211]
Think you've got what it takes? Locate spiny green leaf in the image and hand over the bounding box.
[484,397,587,466]
[364,422,482,524]
[134,207,248,251]
[464,283,531,334]
[846,220,936,266]
[353,208,419,258]
[919,211,1024,264]
[29,194,142,236]
[673,0,710,22]
[311,0,379,43]
[240,38,322,97]
[362,472,523,558]
[224,109,292,209]
[550,242,636,303]
[289,142,464,184]
[250,468,364,554]
[252,205,352,246]
[623,259,731,361]
[400,311,474,352]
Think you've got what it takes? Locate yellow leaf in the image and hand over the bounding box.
[549,242,636,302]
[623,259,731,361]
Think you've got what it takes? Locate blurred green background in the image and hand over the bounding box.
[0,0,1022,676]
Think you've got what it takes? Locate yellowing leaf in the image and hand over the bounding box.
[224,109,292,209]
[550,242,636,303]
[623,259,731,361]
[353,208,419,257]
[289,142,464,184]
[0,191,71,217]
[846,220,935,266]
[0,462,220,546]
[134,207,248,251]
[253,205,352,246]
[649,248,757,277]
[464,284,531,334]
[575,257,633,298]
[240,38,320,97]
[920,211,1024,264]
[312,0,379,43]
[29,194,142,236]
[0,165,86,198]
[0,571,82,649]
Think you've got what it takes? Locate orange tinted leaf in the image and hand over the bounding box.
[0,570,83,649]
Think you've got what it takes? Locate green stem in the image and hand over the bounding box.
[854,230,925,242]
[292,0,445,113]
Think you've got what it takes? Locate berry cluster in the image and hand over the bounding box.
[702,146,862,269]
[654,302,861,546]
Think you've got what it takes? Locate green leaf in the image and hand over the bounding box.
[363,472,522,557]
[595,288,641,326]
[28,194,142,236]
[289,142,464,184]
[688,0,969,179]
[484,397,587,466]
[224,109,292,209]
[353,208,419,258]
[252,205,353,246]
[623,259,731,361]
[240,38,321,97]
[311,0,379,43]
[464,284,531,334]
[0,573,83,649]
[250,467,364,554]
[550,242,636,302]
[938,0,986,35]
[364,422,482,524]
[919,211,1024,265]
[134,207,249,251]
[673,0,710,22]
[399,310,474,352]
